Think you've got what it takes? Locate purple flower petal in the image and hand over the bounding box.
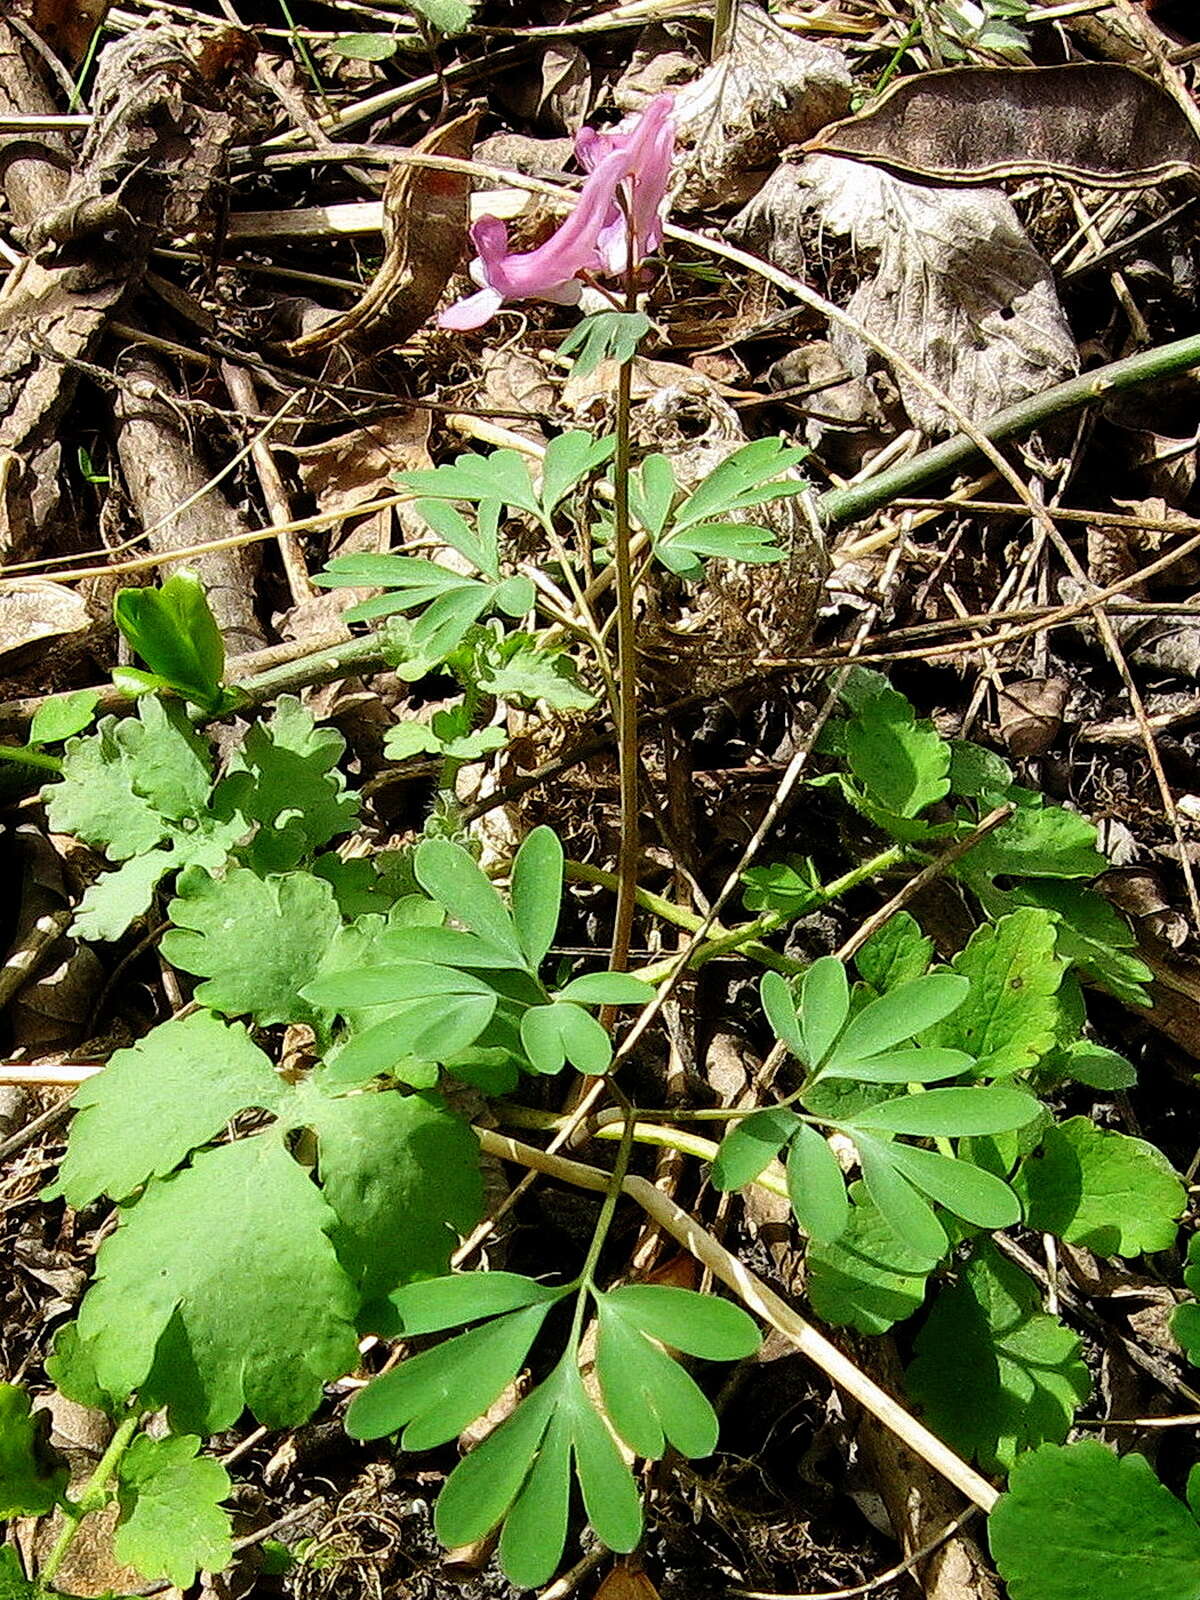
[437,285,505,330]
[439,94,676,330]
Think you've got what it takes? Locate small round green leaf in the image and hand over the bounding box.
[854,1133,948,1262]
[829,1047,972,1084]
[29,688,100,745]
[521,1001,612,1075]
[556,972,655,1006]
[761,970,804,1057]
[827,973,968,1069]
[329,31,399,58]
[493,573,537,617]
[885,1142,1022,1229]
[414,838,524,963]
[511,825,562,969]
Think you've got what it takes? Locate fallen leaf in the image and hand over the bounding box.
[289,410,431,520]
[19,0,110,62]
[807,63,1200,190]
[1102,866,1188,949]
[594,1568,663,1600]
[670,5,851,209]
[996,678,1069,758]
[614,23,698,110]
[500,43,591,134]
[746,155,1077,433]
[0,580,90,665]
[282,411,432,640]
[472,132,574,179]
[286,111,478,355]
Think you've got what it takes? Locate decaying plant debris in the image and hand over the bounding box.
[4,1,1200,1597]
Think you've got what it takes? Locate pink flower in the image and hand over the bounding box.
[439,94,675,332]
[575,94,676,276]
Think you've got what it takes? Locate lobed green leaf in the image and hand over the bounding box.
[47,1012,283,1208]
[114,1434,233,1589]
[1014,1117,1184,1256]
[906,1243,1089,1471]
[989,1442,1200,1600]
[0,1384,68,1518]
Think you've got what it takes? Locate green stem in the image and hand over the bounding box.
[711,0,737,56]
[568,840,909,981]
[873,20,921,96]
[40,1413,140,1589]
[497,1104,791,1202]
[609,353,639,982]
[235,633,395,705]
[818,328,1200,530]
[0,743,62,773]
[694,843,909,967]
[571,1096,637,1344]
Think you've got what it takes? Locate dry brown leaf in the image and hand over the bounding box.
[0,580,89,664]
[289,410,431,521]
[1100,378,1200,507]
[808,63,1200,189]
[19,0,111,63]
[750,155,1077,433]
[614,22,699,110]
[594,1568,663,1600]
[668,4,851,209]
[538,44,591,131]
[472,132,574,180]
[1102,866,1189,948]
[996,678,1069,758]
[281,412,431,642]
[286,112,478,355]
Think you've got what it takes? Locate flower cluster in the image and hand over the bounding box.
[439,94,675,331]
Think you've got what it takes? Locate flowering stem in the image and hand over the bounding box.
[607,244,642,988]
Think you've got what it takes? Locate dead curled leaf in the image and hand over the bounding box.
[733,156,1077,433]
[996,677,1070,758]
[286,111,478,356]
[668,3,851,209]
[807,63,1200,190]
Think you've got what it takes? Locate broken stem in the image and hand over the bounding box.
[819,327,1200,529]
